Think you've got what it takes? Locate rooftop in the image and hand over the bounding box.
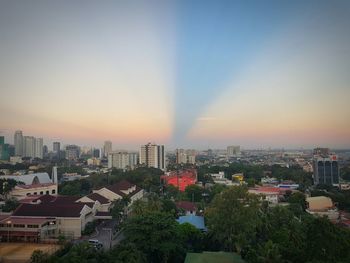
[13,203,86,218]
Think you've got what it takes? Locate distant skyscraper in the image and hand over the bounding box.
[43,145,48,157]
[66,145,80,160]
[23,136,35,158]
[103,141,112,157]
[313,149,339,185]
[14,130,23,156]
[227,145,241,157]
[53,142,61,153]
[140,143,165,170]
[93,148,101,158]
[34,138,43,159]
[7,144,15,157]
[176,149,196,164]
[0,136,9,160]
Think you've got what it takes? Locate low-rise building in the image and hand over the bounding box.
[176,201,197,216]
[306,196,339,221]
[92,180,144,209]
[248,186,284,204]
[1,172,58,200]
[0,195,95,240]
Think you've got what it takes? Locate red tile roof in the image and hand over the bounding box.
[176,201,197,212]
[0,216,51,225]
[13,203,86,218]
[105,180,135,196]
[87,193,110,204]
[16,183,56,189]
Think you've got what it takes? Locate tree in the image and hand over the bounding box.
[0,179,19,199]
[59,182,81,196]
[107,242,146,263]
[111,200,126,221]
[185,185,204,202]
[57,242,103,263]
[287,192,307,216]
[123,211,185,262]
[30,250,49,263]
[1,198,19,212]
[161,199,177,217]
[165,184,180,199]
[205,186,261,253]
[177,222,204,252]
[303,216,350,262]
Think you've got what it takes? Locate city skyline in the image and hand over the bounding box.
[1,0,350,149]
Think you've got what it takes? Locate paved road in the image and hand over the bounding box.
[89,220,124,251]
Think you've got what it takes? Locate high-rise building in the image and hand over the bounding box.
[313,149,339,185]
[66,145,80,160]
[7,144,15,157]
[34,138,43,159]
[313,148,330,156]
[93,148,101,158]
[43,145,48,157]
[227,145,241,157]
[108,152,138,169]
[0,136,9,160]
[176,149,196,164]
[23,136,35,158]
[14,130,23,156]
[53,142,61,153]
[103,141,112,157]
[139,143,165,170]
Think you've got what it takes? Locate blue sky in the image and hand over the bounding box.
[0,0,349,150]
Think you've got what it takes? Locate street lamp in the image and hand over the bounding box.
[6,220,11,242]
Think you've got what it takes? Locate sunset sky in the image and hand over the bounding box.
[1,0,349,150]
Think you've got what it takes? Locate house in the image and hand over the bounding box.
[92,180,144,205]
[248,186,284,204]
[176,201,197,216]
[77,193,111,212]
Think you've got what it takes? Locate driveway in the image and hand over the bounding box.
[87,219,125,251]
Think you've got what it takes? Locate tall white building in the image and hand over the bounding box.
[139,143,165,170]
[108,152,137,170]
[103,141,112,157]
[227,145,241,157]
[14,130,23,156]
[176,149,196,164]
[34,138,43,159]
[23,136,35,158]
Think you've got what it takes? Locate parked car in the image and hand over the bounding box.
[88,239,103,250]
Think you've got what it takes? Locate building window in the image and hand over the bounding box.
[14,224,25,228]
[52,189,56,194]
[34,192,37,195]
[40,191,43,195]
[27,193,30,196]
[46,191,49,195]
[27,224,39,228]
